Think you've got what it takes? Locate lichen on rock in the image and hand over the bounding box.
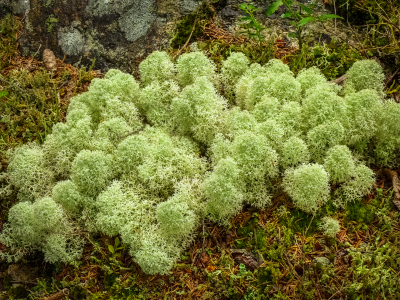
[58,27,85,56]
[118,0,157,42]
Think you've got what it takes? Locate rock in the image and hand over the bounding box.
[9,0,352,74]
[7,264,38,285]
[0,0,12,18]
[0,0,29,18]
[230,249,263,271]
[11,0,204,75]
[312,256,332,267]
[43,49,57,70]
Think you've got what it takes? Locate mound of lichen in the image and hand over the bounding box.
[1,50,399,275]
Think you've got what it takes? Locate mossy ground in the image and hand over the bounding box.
[1,2,400,299]
[2,182,398,299]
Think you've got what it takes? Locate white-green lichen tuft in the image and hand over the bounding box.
[319,217,341,238]
[1,51,396,276]
[58,27,85,56]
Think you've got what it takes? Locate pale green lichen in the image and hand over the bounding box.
[118,3,156,42]
[344,60,385,93]
[2,54,398,276]
[319,217,341,238]
[283,164,330,214]
[58,27,85,56]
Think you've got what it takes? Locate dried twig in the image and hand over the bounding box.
[44,288,69,300]
[385,67,400,88]
[117,125,146,142]
[383,169,400,210]
[305,214,315,236]
[329,74,347,85]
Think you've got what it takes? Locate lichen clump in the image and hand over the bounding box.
[1,51,398,275]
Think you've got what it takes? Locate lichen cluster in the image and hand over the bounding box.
[1,50,399,275]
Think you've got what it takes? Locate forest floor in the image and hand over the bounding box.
[1,1,400,299]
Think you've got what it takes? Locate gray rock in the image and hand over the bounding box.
[7,264,38,285]
[9,0,351,74]
[313,256,332,266]
[0,0,13,18]
[12,0,204,74]
[0,0,29,16]
[118,0,157,43]
[58,27,85,56]
[12,0,30,14]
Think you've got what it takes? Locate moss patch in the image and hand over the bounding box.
[170,0,227,49]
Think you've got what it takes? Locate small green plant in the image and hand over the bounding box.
[237,3,268,46]
[107,237,124,259]
[266,0,342,49]
[45,14,58,33]
[0,90,8,97]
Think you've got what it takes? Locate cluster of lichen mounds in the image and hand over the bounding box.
[1,50,399,275]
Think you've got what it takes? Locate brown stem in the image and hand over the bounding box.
[383,169,400,210]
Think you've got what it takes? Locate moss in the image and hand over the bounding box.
[43,0,55,8]
[284,209,320,236]
[288,41,364,80]
[0,14,21,70]
[345,201,375,224]
[195,40,274,71]
[10,285,29,299]
[310,42,363,80]
[170,2,213,49]
[69,285,87,299]
[256,262,281,286]
[170,0,227,49]
[45,14,58,33]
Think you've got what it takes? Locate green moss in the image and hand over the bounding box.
[43,0,55,8]
[311,42,364,80]
[69,285,88,299]
[283,209,320,236]
[170,2,214,49]
[45,14,58,33]
[10,285,29,299]
[0,59,95,170]
[237,217,259,237]
[345,201,375,224]
[170,0,228,49]
[256,262,281,285]
[197,40,274,70]
[288,41,364,80]
[0,14,21,70]
[0,69,58,158]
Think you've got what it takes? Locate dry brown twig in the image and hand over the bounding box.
[382,169,400,210]
[329,74,347,85]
